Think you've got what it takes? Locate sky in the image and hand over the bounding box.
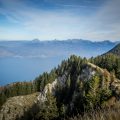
[0,0,120,41]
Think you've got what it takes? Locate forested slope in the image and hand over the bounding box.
[1,55,120,120]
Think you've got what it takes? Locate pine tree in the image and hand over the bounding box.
[36,90,58,120]
[66,75,71,88]
[85,75,100,109]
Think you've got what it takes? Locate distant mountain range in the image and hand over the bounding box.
[0,39,119,58]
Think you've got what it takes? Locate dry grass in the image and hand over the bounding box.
[0,92,39,120]
[68,102,120,120]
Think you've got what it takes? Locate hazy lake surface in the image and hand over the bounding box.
[0,40,116,86]
[0,56,66,86]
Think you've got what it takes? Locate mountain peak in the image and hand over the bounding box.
[32,39,40,42]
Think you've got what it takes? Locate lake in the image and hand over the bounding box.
[0,56,66,86]
[0,40,116,86]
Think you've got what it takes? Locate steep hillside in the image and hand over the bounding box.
[68,104,120,120]
[0,82,38,108]
[90,44,120,79]
[106,43,120,56]
[1,55,120,120]
[37,61,120,120]
[0,93,39,120]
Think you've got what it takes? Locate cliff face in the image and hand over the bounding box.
[37,71,67,101]
[38,79,58,102]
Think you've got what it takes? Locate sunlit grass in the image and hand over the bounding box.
[68,101,120,120]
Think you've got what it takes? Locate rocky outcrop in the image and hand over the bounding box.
[80,62,97,81]
[37,62,120,109]
[37,72,68,102]
[37,63,103,103]
[38,79,58,102]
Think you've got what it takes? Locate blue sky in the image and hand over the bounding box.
[0,0,120,41]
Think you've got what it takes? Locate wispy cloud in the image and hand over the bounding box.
[0,0,120,41]
[83,0,120,40]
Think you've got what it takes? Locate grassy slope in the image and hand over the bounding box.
[0,92,39,120]
[68,101,120,120]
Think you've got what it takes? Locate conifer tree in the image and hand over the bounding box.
[36,90,58,120]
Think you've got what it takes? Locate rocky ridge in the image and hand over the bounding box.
[1,62,120,120]
[38,62,120,104]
